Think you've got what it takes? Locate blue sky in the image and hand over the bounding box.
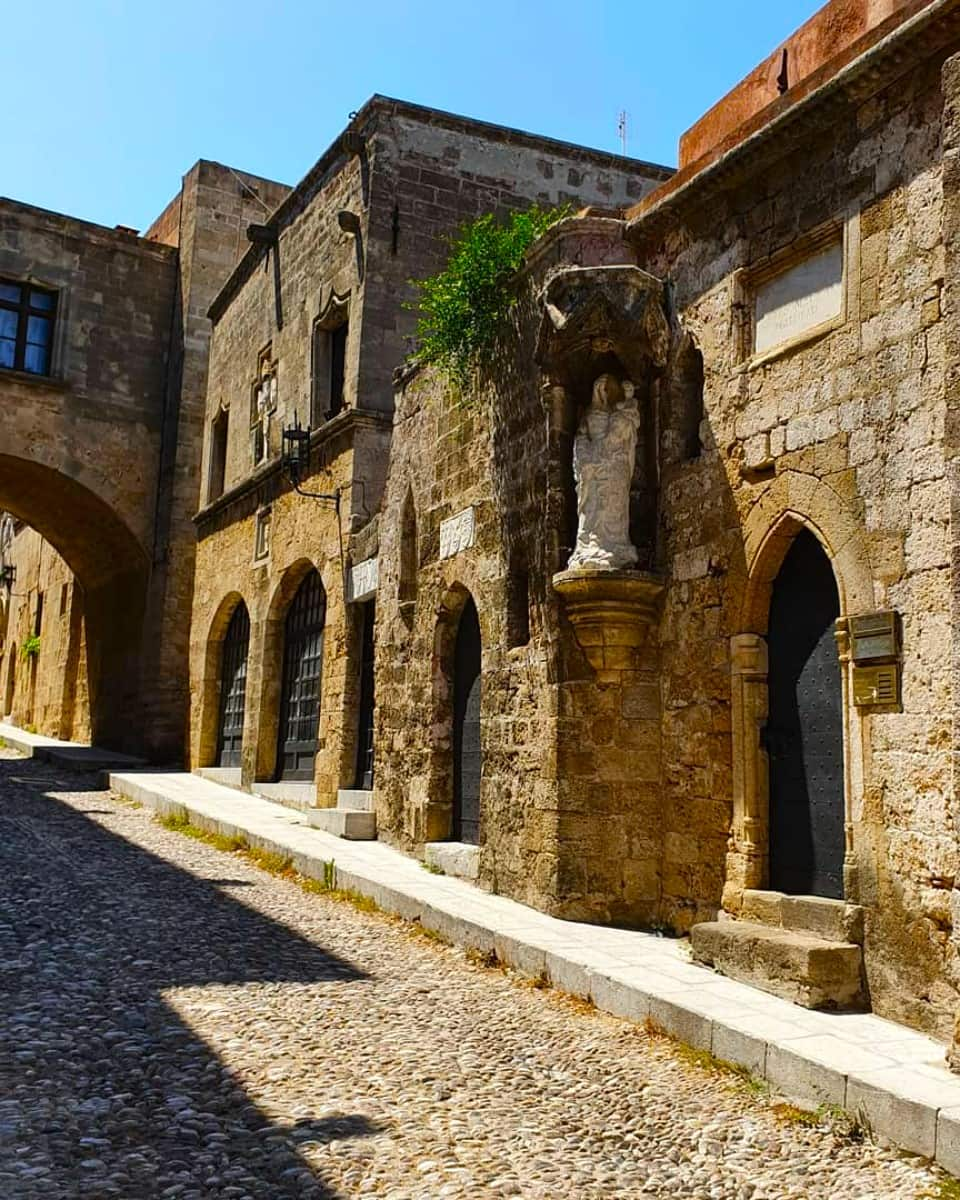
[3,0,817,232]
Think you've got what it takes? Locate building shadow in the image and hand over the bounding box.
[0,755,382,1199]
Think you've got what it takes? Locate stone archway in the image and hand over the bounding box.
[0,455,150,753]
[724,472,876,911]
[427,583,487,845]
[196,592,248,769]
[254,558,325,784]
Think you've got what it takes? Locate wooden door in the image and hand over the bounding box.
[767,530,844,899]
[453,598,481,844]
[354,600,376,790]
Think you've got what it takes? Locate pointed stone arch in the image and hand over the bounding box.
[725,471,876,909]
[196,591,248,768]
[254,557,327,782]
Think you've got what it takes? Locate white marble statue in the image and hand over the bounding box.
[569,373,641,571]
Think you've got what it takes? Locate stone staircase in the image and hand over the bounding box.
[690,890,865,1010]
[306,789,377,840]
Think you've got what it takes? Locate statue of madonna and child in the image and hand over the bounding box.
[568,373,642,572]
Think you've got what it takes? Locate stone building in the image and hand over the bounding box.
[365,0,960,1048]
[187,97,669,818]
[0,164,290,756]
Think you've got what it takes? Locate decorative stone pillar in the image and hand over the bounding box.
[723,632,769,912]
[835,618,860,901]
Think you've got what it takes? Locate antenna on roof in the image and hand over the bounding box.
[617,110,628,156]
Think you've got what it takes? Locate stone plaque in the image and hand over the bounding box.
[439,507,476,560]
[754,240,843,354]
[347,556,378,603]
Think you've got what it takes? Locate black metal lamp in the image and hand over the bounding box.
[0,564,14,590]
[282,416,311,485]
[281,417,340,509]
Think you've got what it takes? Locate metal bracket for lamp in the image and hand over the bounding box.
[281,418,340,510]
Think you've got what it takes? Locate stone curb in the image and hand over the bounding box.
[106,767,960,1176]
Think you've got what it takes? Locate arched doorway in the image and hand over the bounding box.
[215,602,250,769]
[276,569,326,781]
[452,597,481,844]
[766,529,844,898]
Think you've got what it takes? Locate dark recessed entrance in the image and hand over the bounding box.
[766,529,844,899]
[354,600,376,790]
[452,597,481,845]
[276,570,326,781]
[216,602,250,769]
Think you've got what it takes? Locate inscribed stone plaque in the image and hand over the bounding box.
[348,556,379,602]
[754,241,843,354]
[439,507,476,560]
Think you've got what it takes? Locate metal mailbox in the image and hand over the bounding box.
[849,611,899,664]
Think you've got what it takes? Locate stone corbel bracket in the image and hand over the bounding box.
[553,568,664,682]
[535,264,670,390]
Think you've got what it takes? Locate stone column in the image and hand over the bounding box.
[723,632,769,912]
[835,618,860,901]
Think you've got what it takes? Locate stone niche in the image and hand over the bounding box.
[534,264,671,926]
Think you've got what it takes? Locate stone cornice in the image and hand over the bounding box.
[626,0,960,244]
[193,407,391,527]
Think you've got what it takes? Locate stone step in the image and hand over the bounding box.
[252,782,315,812]
[306,808,377,840]
[424,842,480,881]
[690,919,864,1011]
[740,888,864,944]
[336,788,374,812]
[195,767,242,788]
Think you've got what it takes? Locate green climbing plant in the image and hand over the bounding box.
[20,634,41,660]
[408,204,570,383]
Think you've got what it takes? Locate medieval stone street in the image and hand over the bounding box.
[0,748,944,1200]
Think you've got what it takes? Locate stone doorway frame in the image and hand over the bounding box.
[723,472,876,914]
[196,591,248,769]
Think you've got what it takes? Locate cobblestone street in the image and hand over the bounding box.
[0,748,947,1200]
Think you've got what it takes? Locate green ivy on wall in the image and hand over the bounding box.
[20,634,41,660]
[408,205,569,383]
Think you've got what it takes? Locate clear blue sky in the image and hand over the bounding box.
[3,0,818,232]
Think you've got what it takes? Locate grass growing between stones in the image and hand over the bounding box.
[920,1176,960,1199]
[154,809,386,917]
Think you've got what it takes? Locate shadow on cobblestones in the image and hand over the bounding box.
[0,755,374,1199]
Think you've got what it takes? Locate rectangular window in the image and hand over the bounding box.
[34,592,44,637]
[0,279,57,375]
[254,506,271,562]
[310,316,349,423]
[209,409,228,502]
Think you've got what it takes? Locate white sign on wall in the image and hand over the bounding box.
[439,507,476,560]
[754,240,843,354]
[347,556,379,602]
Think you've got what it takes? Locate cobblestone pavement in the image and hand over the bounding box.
[0,750,948,1200]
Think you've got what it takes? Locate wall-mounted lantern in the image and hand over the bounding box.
[281,416,339,510]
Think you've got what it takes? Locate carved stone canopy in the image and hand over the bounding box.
[536,265,670,395]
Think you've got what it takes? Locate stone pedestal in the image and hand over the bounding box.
[552,568,663,681]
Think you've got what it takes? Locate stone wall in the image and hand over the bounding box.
[374,39,960,1042]
[0,201,178,753]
